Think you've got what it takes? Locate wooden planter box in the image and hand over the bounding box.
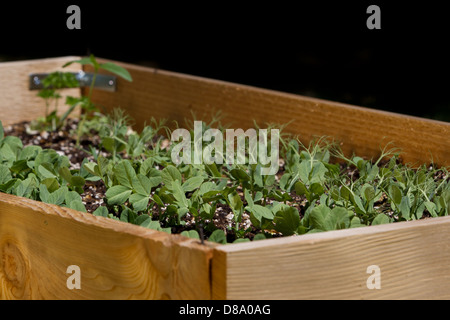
[1,56,449,300]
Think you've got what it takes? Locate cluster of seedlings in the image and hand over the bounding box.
[1,56,449,244]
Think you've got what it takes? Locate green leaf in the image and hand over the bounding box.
[101,137,116,153]
[309,205,350,231]
[161,165,182,188]
[253,233,266,241]
[351,194,366,214]
[41,178,60,193]
[350,216,366,228]
[372,213,390,225]
[16,177,38,198]
[139,158,154,176]
[309,162,327,184]
[1,143,17,163]
[198,181,218,195]
[10,160,29,174]
[152,193,165,207]
[273,207,300,236]
[205,163,222,178]
[362,184,376,201]
[297,161,310,184]
[182,176,204,192]
[89,54,100,69]
[105,185,132,205]
[248,204,274,227]
[227,191,243,216]
[309,204,330,231]
[208,229,227,244]
[172,180,189,208]
[310,183,324,195]
[39,184,50,203]
[399,196,411,219]
[48,186,68,205]
[330,187,340,201]
[328,207,350,230]
[114,160,136,189]
[3,136,23,153]
[340,185,351,200]
[99,62,133,82]
[63,57,93,68]
[38,163,57,179]
[367,165,379,181]
[424,201,438,217]
[0,164,12,184]
[294,180,309,197]
[129,193,149,211]
[68,200,87,212]
[181,230,200,240]
[132,173,152,195]
[120,208,138,224]
[19,145,42,161]
[58,167,73,183]
[139,217,163,231]
[93,206,109,217]
[70,176,86,188]
[442,190,450,208]
[254,191,263,203]
[253,165,264,188]
[389,184,402,205]
[83,162,98,176]
[0,178,17,193]
[230,168,250,181]
[65,190,82,204]
[353,157,365,170]
[244,189,254,207]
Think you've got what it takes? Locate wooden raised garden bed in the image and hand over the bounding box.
[0,56,449,299]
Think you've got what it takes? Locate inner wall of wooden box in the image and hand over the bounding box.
[0,57,82,126]
[84,58,450,168]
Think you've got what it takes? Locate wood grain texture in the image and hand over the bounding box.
[0,193,213,300]
[87,58,450,168]
[0,57,81,126]
[212,217,450,299]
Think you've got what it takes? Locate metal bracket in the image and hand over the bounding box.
[29,71,117,92]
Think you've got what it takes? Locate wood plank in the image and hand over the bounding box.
[212,216,450,299]
[0,192,213,299]
[0,56,81,126]
[86,58,450,168]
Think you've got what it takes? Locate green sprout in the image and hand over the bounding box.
[62,54,133,147]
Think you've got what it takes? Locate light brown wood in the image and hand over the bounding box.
[87,58,450,168]
[0,192,213,300]
[0,56,81,126]
[212,216,450,300]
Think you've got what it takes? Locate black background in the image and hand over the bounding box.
[1,1,449,122]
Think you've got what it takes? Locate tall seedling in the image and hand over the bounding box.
[63,54,133,147]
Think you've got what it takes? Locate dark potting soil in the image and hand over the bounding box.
[3,119,283,240]
[3,118,439,241]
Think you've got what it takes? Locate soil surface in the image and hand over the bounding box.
[4,119,107,213]
[4,119,284,240]
[3,119,440,241]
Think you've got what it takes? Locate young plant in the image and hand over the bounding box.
[62,54,133,147]
[99,108,132,162]
[34,71,79,131]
